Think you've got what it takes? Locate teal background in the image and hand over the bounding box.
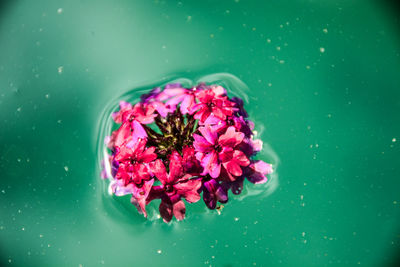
[1,0,400,266]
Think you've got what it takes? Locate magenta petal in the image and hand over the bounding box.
[172,200,186,221]
[225,161,242,177]
[201,151,221,178]
[199,126,217,145]
[193,134,212,153]
[159,201,173,223]
[131,120,147,140]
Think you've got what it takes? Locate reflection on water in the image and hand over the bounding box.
[96,73,279,223]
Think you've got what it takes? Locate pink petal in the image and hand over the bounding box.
[252,160,273,175]
[201,151,221,178]
[131,179,154,217]
[131,120,147,140]
[211,85,226,96]
[172,200,186,221]
[199,126,217,145]
[233,150,250,167]
[113,122,132,148]
[174,179,202,203]
[225,161,242,177]
[166,94,185,107]
[251,139,263,152]
[180,94,194,114]
[193,134,213,153]
[218,126,244,147]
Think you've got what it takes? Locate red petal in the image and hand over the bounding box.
[149,159,168,184]
[225,161,242,177]
[168,151,183,183]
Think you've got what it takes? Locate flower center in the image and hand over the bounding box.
[207,102,215,108]
[214,144,222,153]
[165,184,173,193]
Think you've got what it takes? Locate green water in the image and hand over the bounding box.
[1,0,400,266]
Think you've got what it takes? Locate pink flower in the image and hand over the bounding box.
[158,86,198,115]
[148,151,202,222]
[193,126,250,179]
[202,114,253,137]
[112,102,156,124]
[191,89,237,123]
[114,139,157,185]
[246,160,273,184]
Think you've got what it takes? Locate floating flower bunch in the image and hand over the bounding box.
[102,83,273,223]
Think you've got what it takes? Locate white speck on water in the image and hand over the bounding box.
[186,15,192,21]
[17,107,21,112]
[45,94,50,99]
[268,83,272,87]
[161,45,166,49]
[157,249,162,254]
[302,232,306,237]
[392,138,396,143]
[21,227,25,231]
[266,38,271,43]
[39,234,43,238]
[58,66,63,74]
[323,28,328,33]
[279,60,285,64]
[57,120,62,124]
[57,8,63,14]
[306,65,311,69]
[234,217,240,221]
[300,195,304,200]
[64,166,69,172]
[276,46,281,51]
[320,47,325,53]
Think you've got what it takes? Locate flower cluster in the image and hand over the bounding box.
[102,83,273,223]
